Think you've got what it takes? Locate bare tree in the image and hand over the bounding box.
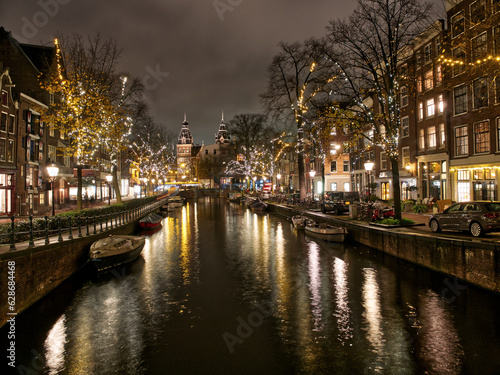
[261,39,338,200]
[324,0,433,219]
[227,114,269,158]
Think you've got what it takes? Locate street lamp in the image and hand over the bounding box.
[46,162,59,216]
[309,170,316,200]
[106,174,113,205]
[364,161,374,201]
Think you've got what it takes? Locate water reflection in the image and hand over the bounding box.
[7,198,499,375]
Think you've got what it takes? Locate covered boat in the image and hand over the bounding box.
[139,213,163,229]
[291,215,307,230]
[168,196,185,207]
[305,221,347,242]
[90,235,145,271]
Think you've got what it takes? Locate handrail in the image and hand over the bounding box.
[0,198,167,251]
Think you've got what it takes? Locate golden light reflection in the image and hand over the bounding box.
[418,290,464,374]
[44,314,67,375]
[307,241,323,332]
[333,258,352,344]
[180,205,192,284]
[362,268,385,360]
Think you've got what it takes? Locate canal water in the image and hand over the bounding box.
[3,197,500,375]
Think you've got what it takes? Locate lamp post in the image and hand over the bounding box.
[364,161,374,201]
[106,174,113,205]
[46,162,59,216]
[309,170,316,200]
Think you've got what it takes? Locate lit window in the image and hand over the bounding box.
[455,126,468,156]
[402,147,410,168]
[427,126,436,148]
[419,102,424,120]
[343,160,349,172]
[474,120,489,153]
[452,47,465,76]
[454,85,467,115]
[496,77,500,104]
[436,65,442,85]
[436,36,442,55]
[380,151,387,170]
[424,70,433,90]
[419,128,425,149]
[440,123,445,146]
[417,76,422,92]
[438,94,444,114]
[331,182,337,191]
[426,98,435,117]
[330,160,337,173]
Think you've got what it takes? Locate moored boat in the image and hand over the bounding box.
[291,215,307,230]
[305,221,347,242]
[139,213,163,229]
[168,196,185,207]
[90,235,146,271]
[249,199,268,211]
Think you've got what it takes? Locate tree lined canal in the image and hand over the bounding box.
[4,197,500,374]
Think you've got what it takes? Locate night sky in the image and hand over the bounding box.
[1,0,443,143]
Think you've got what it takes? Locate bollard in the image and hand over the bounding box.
[9,216,15,251]
[57,217,63,242]
[44,216,50,245]
[68,217,73,240]
[28,215,34,248]
[77,216,83,238]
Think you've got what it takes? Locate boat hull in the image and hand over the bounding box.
[305,225,347,242]
[90,235,145,271]
[291,215,306,230]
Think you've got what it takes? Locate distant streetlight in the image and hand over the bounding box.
[47,162,59,216]
[364,161,375,201]
[106,174,113,205]
[309,170,316,199]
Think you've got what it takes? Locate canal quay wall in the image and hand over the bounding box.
[268,203,500,295]
[0,222,138,328]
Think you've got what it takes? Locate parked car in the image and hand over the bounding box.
[321,191,360,215]
[428,201,500,237]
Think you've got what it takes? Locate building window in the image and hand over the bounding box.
[343,160,349,172]
[48,145,56,162]
[0,139,5,161]
[379,151,386,170]
[417,76,422,92]
[381,182,390,200]
[1,90,7,107]
[401,86,408,107]
[419,128,425,149]
[39,193,45,206]
[473,77,488,109]
[457,169,471,202]
[470,0,486,25]
[474,120,490,153]
[330,160,337,173]
[438,94,444,114]
[418,102,424,120]
[49,92,54,105]
[7,139,13,162]
[0,113,6,132]
[330,182,337,191]
[402,147,410,169]
[439,123,445,146]
[454,85,467,115]
[416,52,422,69]
[435,65,442,86]
[426,98,435,117]
[452,47,465,76]
[436,36,442,55]
[472,33,487,62]
[455,125,468,156]
[427,126,437,148]
[494,25,500,57]
[424,70,433,90]
[424,43,432,64]
[451,12,464,38]
[401,116,409,137]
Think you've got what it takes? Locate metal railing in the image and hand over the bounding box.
[1,199,166,251]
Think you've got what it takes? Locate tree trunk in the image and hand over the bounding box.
[77,165,83,211]
[391,158,402,220]
[112,166,122,204]
[298,153,306,201]
[321,163,325,202]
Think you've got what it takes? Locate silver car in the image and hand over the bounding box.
[428,201,500,237]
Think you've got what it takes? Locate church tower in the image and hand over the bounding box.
[177,114,193,177]
[215,110,229,143]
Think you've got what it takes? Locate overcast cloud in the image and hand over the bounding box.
[1,0,402,142]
